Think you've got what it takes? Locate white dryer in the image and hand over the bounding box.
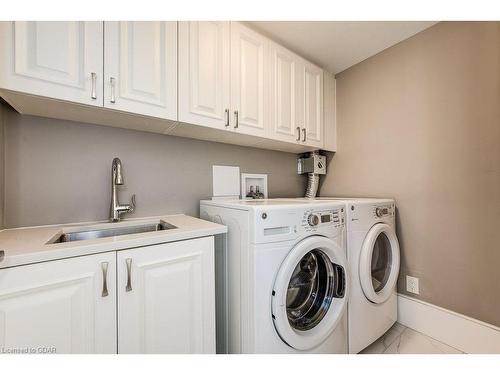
[300,198,401,353]
[200,199,349,354]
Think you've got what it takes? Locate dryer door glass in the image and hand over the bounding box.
[359,223,400,304]
[286,250,336,331]
[371,232,392,292]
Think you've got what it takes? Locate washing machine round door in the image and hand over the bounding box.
[271,236,349,351]
[359,223,400,304]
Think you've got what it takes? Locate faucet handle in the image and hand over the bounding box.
[129,194,136,213]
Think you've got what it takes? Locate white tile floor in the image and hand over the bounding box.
[360,323,464,354]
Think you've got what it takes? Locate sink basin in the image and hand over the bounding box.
[48,221,177,244]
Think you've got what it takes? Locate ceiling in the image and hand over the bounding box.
[247,21,438,74]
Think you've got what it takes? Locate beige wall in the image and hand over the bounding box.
[322,22,500,326]
[0,103,4,228]
[2,105,305,228]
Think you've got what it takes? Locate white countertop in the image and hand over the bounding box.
[0,214,227,269]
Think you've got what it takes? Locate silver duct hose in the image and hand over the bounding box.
[298,150,325,198]
[305,172,320,198]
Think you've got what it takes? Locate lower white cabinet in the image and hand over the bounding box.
[117,237,215,354]
[0,236,216,354]
[0,252,117,354]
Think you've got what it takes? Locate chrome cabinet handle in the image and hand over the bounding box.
[0,250,4,262]
[296,126,301,141]
[125,258,132,292]
[101,261,109,297]
[302,128,306,142]
[110,77,116,104]
[91,72,97,99]
[234,110,239,129]
[225,109,229,127]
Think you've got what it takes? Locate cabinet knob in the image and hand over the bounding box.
[302,128,306,142]
[0,250,4,262]
[225,109,230,127]
[296,127,301,142]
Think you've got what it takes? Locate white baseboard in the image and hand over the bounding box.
[397,294,500,354]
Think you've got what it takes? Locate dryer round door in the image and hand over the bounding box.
[271,236,349,351]
[359,223,400,304]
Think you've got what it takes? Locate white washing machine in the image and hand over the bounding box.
[200,199,349,354]
[295,198,401,353]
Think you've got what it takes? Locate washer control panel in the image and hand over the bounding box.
[302,208,344,231]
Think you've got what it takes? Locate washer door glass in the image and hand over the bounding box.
[371,232,392,292]
[272,236,348,351]
[286,250,334,331]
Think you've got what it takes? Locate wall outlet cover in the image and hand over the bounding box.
[406,275,420,294]
[212,165,240,198]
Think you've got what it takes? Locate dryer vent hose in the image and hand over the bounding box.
[305,173,320,198]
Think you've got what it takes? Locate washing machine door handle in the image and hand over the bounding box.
[332,263,346,299]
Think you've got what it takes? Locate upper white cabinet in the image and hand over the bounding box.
[178,21,230,129]
[104,21,177,120]
[323,71,337,152]
[117,237,215,354]
[0,21,103,106]
[230,22,268,137]
[269,42,301,143]
[0,21,333,152]
[0,252,116,354]
[303,62,324,148]
[268,43,324,148]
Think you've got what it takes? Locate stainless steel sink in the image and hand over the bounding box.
[48,221,176,244]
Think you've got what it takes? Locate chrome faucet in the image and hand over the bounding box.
[110,157,136,222]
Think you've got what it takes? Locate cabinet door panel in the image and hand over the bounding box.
[230,22,268,137]
[0,21,103,106]
[0,252,116,354]
[118,237,215,354]
[178,21,230,129]
[104,21,177,120]
[269,43,301,143]
[303,63,323,147]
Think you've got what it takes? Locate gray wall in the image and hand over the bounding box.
[2,105,305,228]
[322,22,500,326]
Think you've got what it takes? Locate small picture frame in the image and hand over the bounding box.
[241,173,268,199]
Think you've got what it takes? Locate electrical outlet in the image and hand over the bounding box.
[406,275,420,294]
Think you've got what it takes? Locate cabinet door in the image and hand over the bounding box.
[303,62,324,147]
[269,42,302,143]
[178,21,230,129]
[230,22,268,137]
[117,237,215,354]
[0,21,103,106]
[104,21,177,120]
[0,252,116,354]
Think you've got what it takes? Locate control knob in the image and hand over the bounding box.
[308,213,320,226]
[375,207,388,218]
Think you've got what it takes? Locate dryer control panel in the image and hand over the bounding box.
[373,204,395,219]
